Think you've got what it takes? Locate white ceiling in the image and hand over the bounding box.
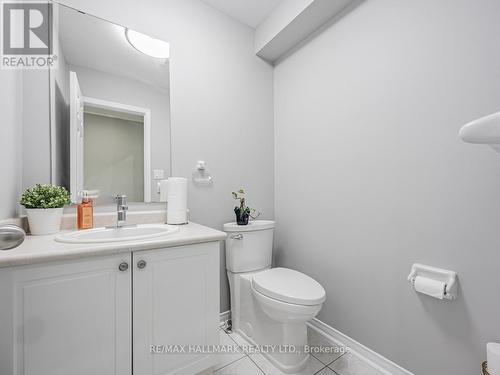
[200,0,282,28]
[58,5,169,90]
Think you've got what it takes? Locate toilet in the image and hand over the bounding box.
[224,220,326,373]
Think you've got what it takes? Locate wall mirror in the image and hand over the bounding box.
[50,3,171,205]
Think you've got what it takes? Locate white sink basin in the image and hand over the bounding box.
[55,224,179,244]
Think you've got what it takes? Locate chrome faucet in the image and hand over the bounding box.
[115,194,128,227]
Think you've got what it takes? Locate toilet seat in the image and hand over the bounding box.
[252,267,326,306]
[252,287,323,323]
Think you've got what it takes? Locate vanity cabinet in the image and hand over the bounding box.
[0,242,220,375]
[133,242,220,375]
[0,253,132,375]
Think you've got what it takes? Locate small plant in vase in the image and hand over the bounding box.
[232,189,260,225]
[21,184,71,235]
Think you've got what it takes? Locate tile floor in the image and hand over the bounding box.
[213,325,384,375]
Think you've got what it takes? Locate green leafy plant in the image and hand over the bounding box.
[20,184,71,209]
[232,189,260,225]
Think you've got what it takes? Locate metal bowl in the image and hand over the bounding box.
[0,225,26,250]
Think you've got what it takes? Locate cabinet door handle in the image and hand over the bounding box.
[137,260,147,269]
[118,262,129,272]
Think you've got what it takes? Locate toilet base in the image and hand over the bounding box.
[236,327,310,373]
[227,270,321,373]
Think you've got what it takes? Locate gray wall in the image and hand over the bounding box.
[57,0,275,312]
[274,0,500,374]
[22,69,51,191]
[84,114,144,203]
[0,70,23,219]
[51,39,70,189]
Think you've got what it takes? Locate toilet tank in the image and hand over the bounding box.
[223,220,275,273]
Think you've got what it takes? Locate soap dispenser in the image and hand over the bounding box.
[77,190,99,230]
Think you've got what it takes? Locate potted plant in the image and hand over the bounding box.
[232,189,260,225]
[20,184,71,235]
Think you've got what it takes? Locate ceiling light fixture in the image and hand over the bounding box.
[125,29,170,59]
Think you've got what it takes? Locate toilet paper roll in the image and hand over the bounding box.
[413,276,446,299]
[487,343,500,375]
[166,177,187,224]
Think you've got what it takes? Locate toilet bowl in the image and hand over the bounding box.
[224,221,326,373]
[251,268,324,323]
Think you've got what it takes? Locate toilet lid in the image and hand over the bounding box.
[223,220,275,232]
[252,268,326,306]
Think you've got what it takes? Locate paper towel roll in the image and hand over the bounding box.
[413,276,446,299]
[159,179,169,202]
[166,177,187,224]
[488,343,500,375]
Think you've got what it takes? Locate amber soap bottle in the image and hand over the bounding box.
[77,191,97,230]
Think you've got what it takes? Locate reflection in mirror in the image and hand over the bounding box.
[50,4,171,204]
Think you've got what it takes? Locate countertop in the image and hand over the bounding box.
[0,222,226,269]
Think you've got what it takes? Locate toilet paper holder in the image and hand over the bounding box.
[407,263,458,300]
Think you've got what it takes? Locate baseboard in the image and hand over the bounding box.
[219,310,231,326]
[219,310,412,374]
[308,318,413,375]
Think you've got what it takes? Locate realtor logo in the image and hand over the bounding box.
[2,1,55,68]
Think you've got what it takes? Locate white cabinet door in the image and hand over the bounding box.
[133,242,220,375]
[0,254,132,375]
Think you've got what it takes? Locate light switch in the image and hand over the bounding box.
[153,169,165,180]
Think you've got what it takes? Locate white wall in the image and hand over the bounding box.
[0,70,23,219]
[274,0,500,373]
[57,0,275,312]
[255,0,313,52]
[68,64,171,201]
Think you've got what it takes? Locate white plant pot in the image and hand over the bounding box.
[26,208,64,235]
